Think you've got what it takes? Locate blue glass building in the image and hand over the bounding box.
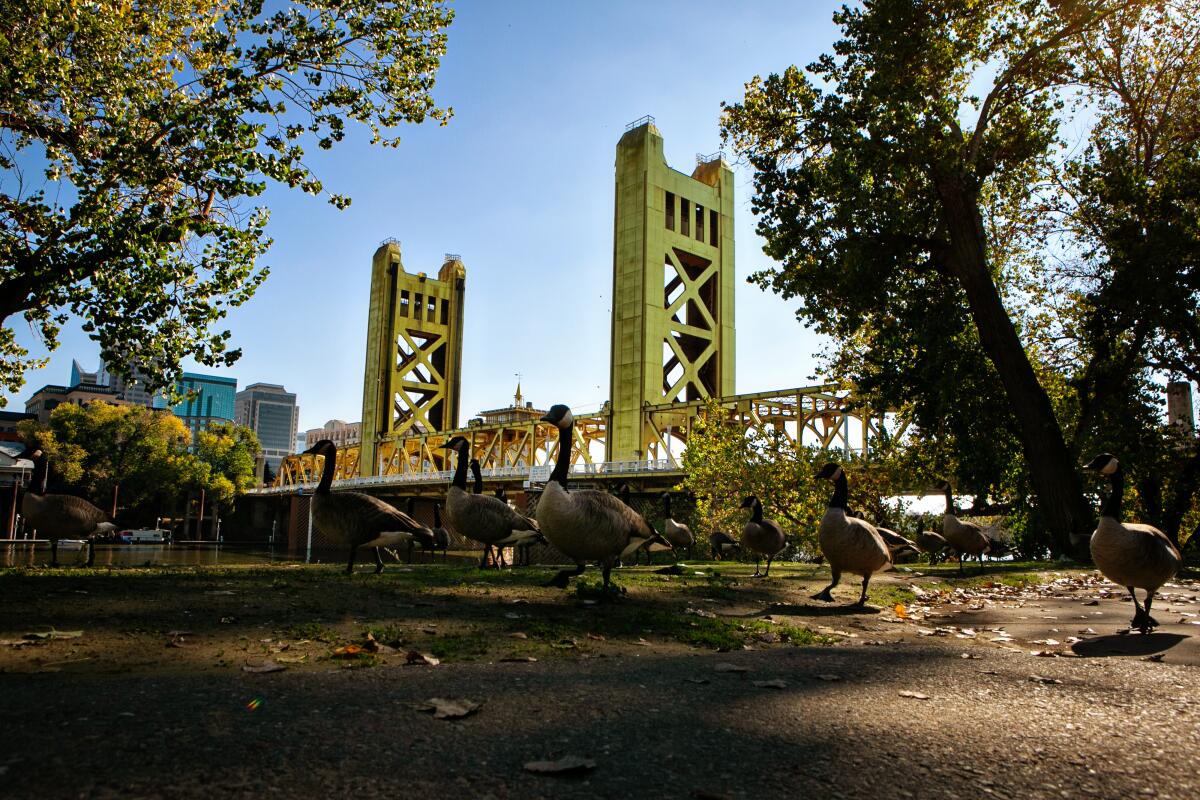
[173,373,238,445]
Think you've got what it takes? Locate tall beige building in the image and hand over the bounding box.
[304,419,362,450]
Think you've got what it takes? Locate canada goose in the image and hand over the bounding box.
[615,485,672,565]
[303,440,433,574]
[19,447,117,567]
[408,502,450,563]
[444,437,539,570]
[467,458,499,568]
[536,404,668,592]
[739,495,786,577]
[873,523,920,561]
[935,480,990,574]
[913,519,950,564]
[811,463,892,606]
[1083,454,1181,633]
[662,494,695,557]
[709,530,741,560]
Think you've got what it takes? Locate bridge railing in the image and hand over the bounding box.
[245,458,681,496]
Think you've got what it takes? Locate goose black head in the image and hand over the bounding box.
[303,439,336,457]
[1083,453,1119,475]
[816,462,844,481]
[540,404,573,428]
[739,495,758,509]
[934,479,952,491]
[443,435,469,452]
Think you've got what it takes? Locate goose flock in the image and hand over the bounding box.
[13,412,1186,634]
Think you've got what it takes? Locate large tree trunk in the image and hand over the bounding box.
[936,175,1095,555]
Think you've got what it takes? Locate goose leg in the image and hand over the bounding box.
[406,541,414,564]
[479,547,491,569]
[601,561,614,597]
[374,547,386,574]
[544,562,586,589]
[753,556,762,577]
[855,575,871,607]
[813,569,841,602]
[763,556,773,577]
[958,551,965,574]
[51,539,59,568]
[346,546,357,575]
[1142,590,1160,633]
[1127,586,1147,630]
[85,538,96,568]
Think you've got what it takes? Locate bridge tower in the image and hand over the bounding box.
[608,118,736,461]
[360,241,466,476]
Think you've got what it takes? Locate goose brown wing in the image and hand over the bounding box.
[1128,522,1183,563]
[332,492,427,533]
[575,490,653,538]
[53,495,113,526]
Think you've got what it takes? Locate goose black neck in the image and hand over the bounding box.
[27,454,48,496]
[829,473,848,510]
[316,447,335,494]
[1101,467,1124,520]
[434,504,442,527]
[750,497,763,524]
[550,423,572,489]
[452,446,468,490]
[664,494,672,517]
[470,461,482,493]
[943,484,954,515]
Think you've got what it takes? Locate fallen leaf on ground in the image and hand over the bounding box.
[632,638,652,647]
[500,655,538,663]
[714,663,750,673]
[753,679,788,689]
[960,652,981,659]
[405,651,440,666]
[523,756,596,776]
[893,603,908,619]
[898,690,930,700]
[1083,600,1099,606]
[363,633,397,654]
[332,644,366,658]
[417,697,481,719]
[274,653,306,663]
[508,632,528,640]
[587,633,606,641]
[24,629,83,640]
[242,660,286,674]
[166,637,194,648]
[1029,675,1063,684]
[684,677,710,685]
[815,674,841,682]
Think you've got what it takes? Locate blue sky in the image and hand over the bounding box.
[5,0,846,433]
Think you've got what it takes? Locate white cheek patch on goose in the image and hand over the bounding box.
[832,466,844,481]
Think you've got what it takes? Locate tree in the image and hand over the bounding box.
[18,401,200,520]
[720,0,1147,553]
[195,421,260,509]
[0,0,454,402]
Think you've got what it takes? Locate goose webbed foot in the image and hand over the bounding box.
[85,540,96,568]
[373,547,386,574]
[544,563,585,589]
[812,587,835,602]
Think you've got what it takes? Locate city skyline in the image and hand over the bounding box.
[4,1,842,432]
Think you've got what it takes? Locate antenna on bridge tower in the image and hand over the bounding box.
[608,119,735,461]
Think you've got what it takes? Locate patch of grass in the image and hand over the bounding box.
[336,652,379,669]
[363,623,406,647]
[427,630,491,662]
[283,622,339,642]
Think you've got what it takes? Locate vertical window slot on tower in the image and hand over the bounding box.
[665,191,675,230]
[681,198,690,236]
[441,299,449,325]
[399,290,410,318]
[695,204,704,242]
[710,210,719,246]
[414,293,423,321]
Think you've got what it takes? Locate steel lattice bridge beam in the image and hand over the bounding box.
[250,384,900,496]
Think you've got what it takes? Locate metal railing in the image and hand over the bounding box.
[625,114,655,131]
[246,458,681,496]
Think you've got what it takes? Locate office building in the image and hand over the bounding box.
[236,383,299,471]
[173,373,238,444]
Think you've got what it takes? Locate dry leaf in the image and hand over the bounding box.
[418,697,481,719]
[508,632,529,640]
[587,633,606,641]
[242,660,286,674]
[405,651,440,666]
[815,674,841,682]
[752,679,788,689]
[332,644,366,658]
[274,653,307,664]
[893,603,908,619]
[363,633,397,654]
[500,655,538,663]
[523,756,596,776]
[1029,675,1063,684]
[898,690,929,700]
[714,663,750,673]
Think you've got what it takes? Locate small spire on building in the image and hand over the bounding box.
[514,374,523,408]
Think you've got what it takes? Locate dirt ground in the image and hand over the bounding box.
[1,557,1198,799]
